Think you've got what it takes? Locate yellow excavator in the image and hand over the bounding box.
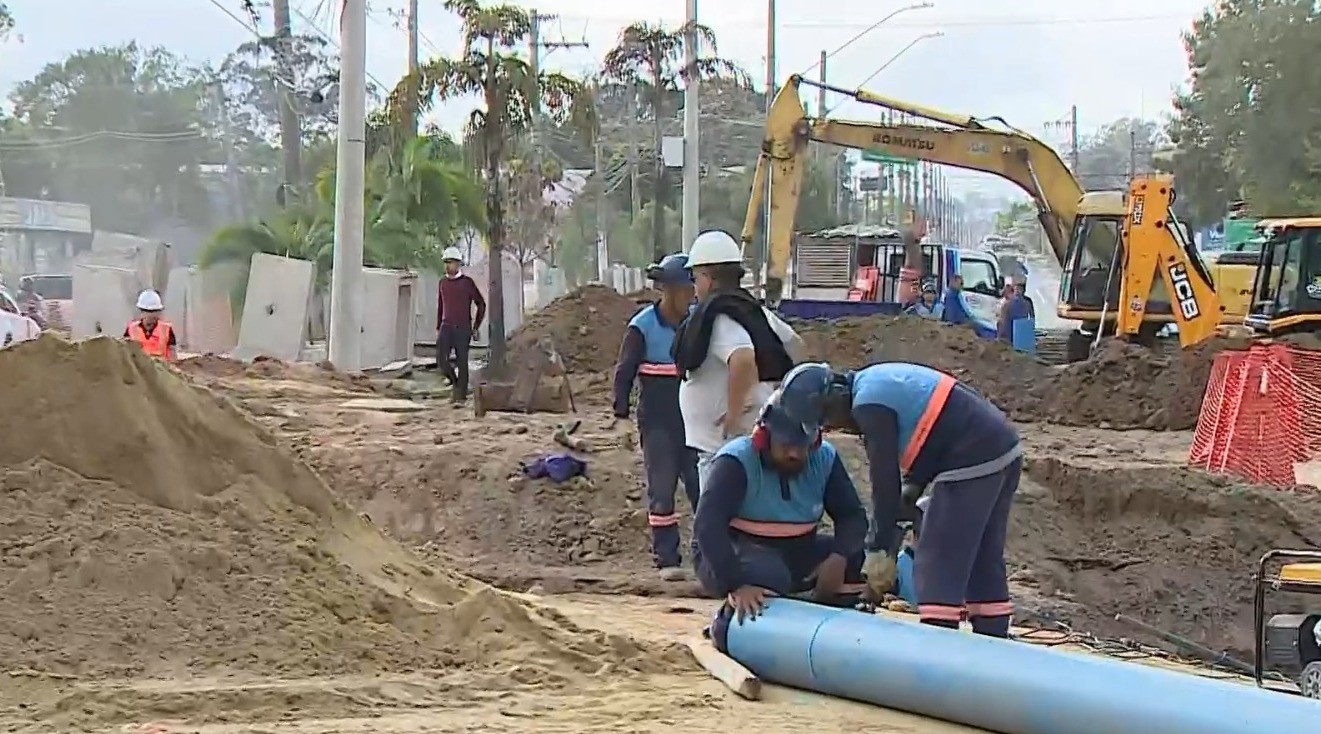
[740,75,1252,360]
[1245,218,1321,337]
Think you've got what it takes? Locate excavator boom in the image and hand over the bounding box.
[744,75,1084,299]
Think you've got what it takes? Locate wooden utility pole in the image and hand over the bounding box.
[272,0,303,200]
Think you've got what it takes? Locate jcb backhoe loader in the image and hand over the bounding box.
[742,75,1253,360]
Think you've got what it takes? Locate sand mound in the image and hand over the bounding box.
[0,335,679,678]
[1014,456,1321,655]
[177,353,375,392]
[509,285,646,373]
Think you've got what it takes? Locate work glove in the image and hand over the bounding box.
[862,551,898,601]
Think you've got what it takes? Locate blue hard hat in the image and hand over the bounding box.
[759,363,835,445]
[646,253,693,285]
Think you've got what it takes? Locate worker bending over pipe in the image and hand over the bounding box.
[693,384,870,627]
[612,253,701,581]
[785,362,1022,636]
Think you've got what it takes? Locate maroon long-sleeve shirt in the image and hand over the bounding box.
[436,274,486,331]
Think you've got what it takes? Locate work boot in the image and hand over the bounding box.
[658,566,688,582]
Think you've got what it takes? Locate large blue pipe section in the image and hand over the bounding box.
[721,599,1319,734]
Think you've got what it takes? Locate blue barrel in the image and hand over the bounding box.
[721,599,1319,734]
[1012,316,1037,354]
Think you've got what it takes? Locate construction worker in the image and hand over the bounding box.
[781,361,1022,638]
[903,281,943,319]
[694,385,869,624]
[125,289,176,360]
[672,230,803,488]
[612,253,700,580]
[436,246,485,404]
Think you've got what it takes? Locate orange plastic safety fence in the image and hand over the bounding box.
[1188,344,1321,488]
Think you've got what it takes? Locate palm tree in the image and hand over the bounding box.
[389,0,595,375]
[200,133,485,310]
[601,22,748,261]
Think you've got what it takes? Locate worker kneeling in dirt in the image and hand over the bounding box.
[693,385,869,624]
[613,253,700,581]
[785,361,1022,637]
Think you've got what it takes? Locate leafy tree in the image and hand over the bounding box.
[601,21,749,260]
[1166,0,1321,225]
[200,134,485,296]
[1075,118,1163,193]
[392,0,595,374]
[217,34,351,151]
[3,43,213,233]
[0,3,13,40]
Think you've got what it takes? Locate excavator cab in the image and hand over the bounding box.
[1245,219,1321,337]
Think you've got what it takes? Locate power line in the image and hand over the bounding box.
[543,12,1193,29]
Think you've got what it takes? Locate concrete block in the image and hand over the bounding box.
[163,265,191,347]
[360,267,417,370]
[185,263,242,355]
[88,231,171,290]
[413,271,440,342]
[72,264,138,339]
[234,253,313,362]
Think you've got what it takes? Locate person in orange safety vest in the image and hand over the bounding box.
[124,289,176,360]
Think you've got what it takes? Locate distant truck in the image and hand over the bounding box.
[775,224,1003,336]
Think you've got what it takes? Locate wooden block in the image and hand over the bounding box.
[684,637,761,700]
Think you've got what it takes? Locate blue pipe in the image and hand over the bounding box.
[720,599,1319,734]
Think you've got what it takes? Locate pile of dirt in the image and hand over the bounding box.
[176,353,376,392]
[794,316,1053,420]
[1011,455,1321,656]
[291,409,672,595]
[0,335,680,678]
[794,315,1241,430]
[508,285,646,373]
[1037,338,1236,430]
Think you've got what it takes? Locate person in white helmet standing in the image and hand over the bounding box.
[436,246,486,403]
[672,230,804,487]
[124,289,176,360]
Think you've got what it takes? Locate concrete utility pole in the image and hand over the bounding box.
[680,0,700,253]
[1069,104,1080,172]
[407,0,419,134]
[528,11,589,154]
[757,0,776,279]
[328,0,367,371]
[594,131,609,281]
[272,0,303,199]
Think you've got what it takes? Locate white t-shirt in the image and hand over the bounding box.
[680,308,799,453]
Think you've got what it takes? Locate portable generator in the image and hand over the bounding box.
[1253,549,1321,698]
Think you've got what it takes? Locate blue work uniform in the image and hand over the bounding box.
[613,303,700,568]
[692,437,868,604]
[851,362,1022,636]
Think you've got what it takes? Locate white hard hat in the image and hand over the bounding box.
[687,230,743,267]
[136,289,164,311]
[442,246,464,262]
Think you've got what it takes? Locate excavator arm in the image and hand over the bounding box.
[1117,175,1223,346]
[743,75,1085,301]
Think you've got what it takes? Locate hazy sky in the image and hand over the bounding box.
[1,0,1212,196]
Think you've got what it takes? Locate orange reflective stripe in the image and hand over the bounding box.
[638,362,679,376]
[647,512,679,527]
[966,601,1014,617]
[900,374,955,472]
[918,603,965,621]
[729,518,817,538]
